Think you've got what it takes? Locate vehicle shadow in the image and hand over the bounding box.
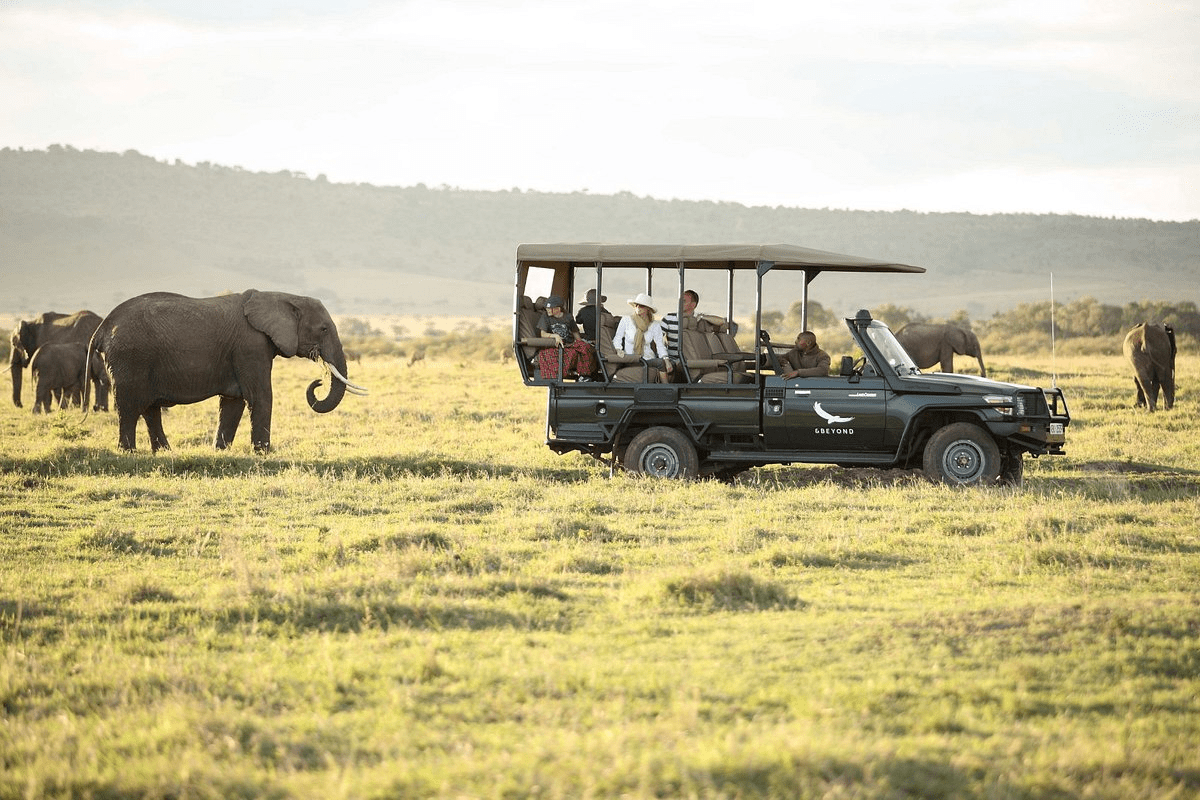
[0,446,592,483]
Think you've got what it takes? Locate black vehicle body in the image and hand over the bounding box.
[513,243,1069,484]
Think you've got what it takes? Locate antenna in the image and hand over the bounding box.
[1050,273,1057,388]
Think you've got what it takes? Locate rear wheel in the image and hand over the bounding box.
[624,427,699,479]
[922,422,1001,486]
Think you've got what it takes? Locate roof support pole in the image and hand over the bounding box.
[801,270,811,331]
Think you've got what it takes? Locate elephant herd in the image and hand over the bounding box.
[8,290,367,452]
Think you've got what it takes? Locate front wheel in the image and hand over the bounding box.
[922,422,1001,486]
[624,427,699,479]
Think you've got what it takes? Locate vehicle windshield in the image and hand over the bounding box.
[864,320,920,375]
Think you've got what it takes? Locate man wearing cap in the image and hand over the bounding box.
[536,295,598,380]
[574,288,609,342]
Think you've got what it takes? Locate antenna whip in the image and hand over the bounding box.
[1050,273,1057,388]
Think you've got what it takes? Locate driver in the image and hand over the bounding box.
[780,331,831,378]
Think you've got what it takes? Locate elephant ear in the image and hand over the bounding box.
[243,290,300,357]
[946,326,970,354]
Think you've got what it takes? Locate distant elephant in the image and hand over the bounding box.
[29,341,110,413]
[9,310,104,408]
[894,323,987,377]
[86,289,367,453]
[1123,322,1175,412]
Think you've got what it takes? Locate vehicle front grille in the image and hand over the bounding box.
[1015,391,1048,417]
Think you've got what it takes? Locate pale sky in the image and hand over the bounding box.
[4,0,1199,221]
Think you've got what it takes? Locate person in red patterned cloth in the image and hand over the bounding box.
[536,295,598,380]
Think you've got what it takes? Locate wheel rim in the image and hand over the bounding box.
[638,444,682,477]
[942,438,986,482]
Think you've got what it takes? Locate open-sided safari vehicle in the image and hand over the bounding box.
[512,243,1069,484]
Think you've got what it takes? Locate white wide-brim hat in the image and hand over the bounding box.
[628,292,657,313]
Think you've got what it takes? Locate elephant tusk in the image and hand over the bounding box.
[323,360,368,395]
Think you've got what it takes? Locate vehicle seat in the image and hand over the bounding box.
[596,309,650,381]
[517,296,559,378]
[680,316,752,383]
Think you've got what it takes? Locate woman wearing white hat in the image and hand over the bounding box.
[613,292,673,381]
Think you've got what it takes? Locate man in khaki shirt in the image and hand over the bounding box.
[780,331,831,378]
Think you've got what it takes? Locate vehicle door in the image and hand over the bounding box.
[770,366,892,452]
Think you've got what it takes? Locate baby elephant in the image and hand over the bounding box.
[29,341,110,413]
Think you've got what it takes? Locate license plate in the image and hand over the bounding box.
[1049,423,1064,435]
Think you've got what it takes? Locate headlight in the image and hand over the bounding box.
[984,394,1014,416]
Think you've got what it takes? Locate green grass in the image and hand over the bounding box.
[1,354,1198,799]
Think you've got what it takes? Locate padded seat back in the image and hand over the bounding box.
[682,315,752,383]
[518,297,557,362]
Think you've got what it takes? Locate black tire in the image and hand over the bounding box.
[624,427,700,479]
[922,422,1002,486]
[999,448,1025,487]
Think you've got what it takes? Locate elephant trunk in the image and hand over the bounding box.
[10,353,25,408]
[306,346,355,414]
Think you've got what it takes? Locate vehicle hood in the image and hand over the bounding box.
[896,372,1042,395]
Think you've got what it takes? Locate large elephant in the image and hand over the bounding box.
[29,341,110,413]
[9,310,104,408]
[86,289,366,453]
[1123,322,1175,412]
[894,323,987,377]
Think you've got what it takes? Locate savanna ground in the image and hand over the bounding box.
[1,348,1198,799]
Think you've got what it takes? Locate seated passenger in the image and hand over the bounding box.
[575,289,610,342]
[613,293,674,381]
[537,295,598,380]
[780,331,831,378]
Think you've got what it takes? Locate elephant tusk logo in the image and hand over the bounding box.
[814,401,854,424]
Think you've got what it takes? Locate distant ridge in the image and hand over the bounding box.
[2,145,1197,319]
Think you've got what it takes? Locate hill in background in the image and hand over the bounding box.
[3,146,1197,320]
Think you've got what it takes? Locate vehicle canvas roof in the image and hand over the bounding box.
[515,243,925,274]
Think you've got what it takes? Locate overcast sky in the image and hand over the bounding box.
[4,0,1198,221]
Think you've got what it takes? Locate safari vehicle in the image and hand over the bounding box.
[512,243,1070,485]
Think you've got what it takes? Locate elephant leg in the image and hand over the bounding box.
[1143,375,1160,412]
[1133,379,1146,408]
[215,397,245,449]
[143,406,171,452]
[247,393,273,453]
[117,408,140,450]
[92,377,109,412]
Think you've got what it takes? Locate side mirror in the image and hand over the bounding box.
[840,356,855,376]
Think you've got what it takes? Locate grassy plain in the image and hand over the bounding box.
[1,352,1198,799]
